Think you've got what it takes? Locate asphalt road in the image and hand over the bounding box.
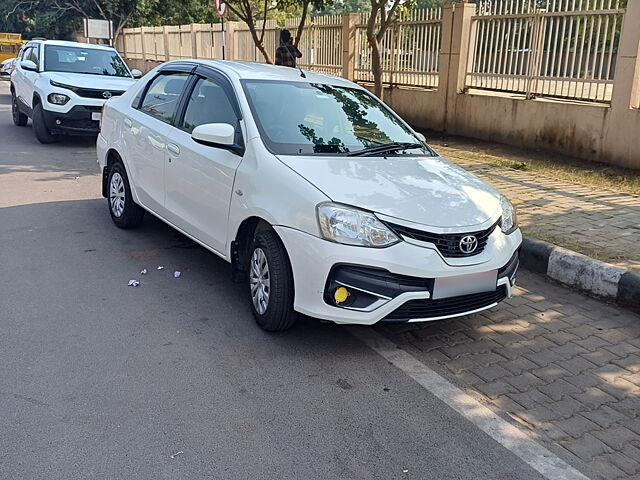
[0,80,551,480]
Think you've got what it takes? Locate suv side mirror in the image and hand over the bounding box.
[192,123,244,156]
[20,60,37,72]
[131,69,142,79]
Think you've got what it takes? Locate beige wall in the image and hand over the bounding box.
[120,4,640,170]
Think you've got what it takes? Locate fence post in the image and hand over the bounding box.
[342,13,358,81]
[525,11,547,100]
[191,24,198,59]
[610,2,640,110]
[140,27,147,63]
[225,21,238,61]
[163,26,170,61]
[449,2,475,95]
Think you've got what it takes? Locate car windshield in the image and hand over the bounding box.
[43,45,130,77]
[242,80,431,156]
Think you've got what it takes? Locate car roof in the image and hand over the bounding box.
[168,59,361,89]
[28,39,117,51]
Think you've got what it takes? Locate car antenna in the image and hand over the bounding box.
[298,66,306,78]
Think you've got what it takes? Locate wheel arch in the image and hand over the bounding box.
[230,216,278,283]
[102,149,125,198]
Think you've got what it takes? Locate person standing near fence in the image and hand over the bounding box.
[275,29,302,68]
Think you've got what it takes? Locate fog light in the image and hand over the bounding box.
[334,287,350,304]
[48,93,70,105]
[55,119,62,125]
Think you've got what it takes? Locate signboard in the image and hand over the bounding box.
[83,18,114,40]
[214,0,226,18]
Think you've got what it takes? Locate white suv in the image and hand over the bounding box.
[11,39,140,143]
[98,60,521,332]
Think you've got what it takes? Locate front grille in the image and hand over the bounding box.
[383,286,507,321]
[386,220,500,258]
[73,87,125,99]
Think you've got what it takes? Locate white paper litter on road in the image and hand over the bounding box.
[170,451,184,458]
[174,271,181,278]
[157,266,164,270]
[140,268,148,275]
[128,280,140,287]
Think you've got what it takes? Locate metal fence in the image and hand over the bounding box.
[286,15,343,76]
[355,8,442,88]
[466,0,627,103]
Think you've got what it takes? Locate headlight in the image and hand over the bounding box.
[48,93,70,105]
[500,195,518,234]
[317,203,400,247]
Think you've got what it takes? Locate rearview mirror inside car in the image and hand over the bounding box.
[20,60,37,72]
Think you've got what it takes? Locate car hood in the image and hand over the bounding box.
[44,72,135,91]
[277,155,502,228]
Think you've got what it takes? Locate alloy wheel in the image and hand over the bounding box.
[250,247,270,315]
[109,172,126,218]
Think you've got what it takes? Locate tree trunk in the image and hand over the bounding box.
[294,0,310,48]
[248,22,273,64]
[370,37,383,99]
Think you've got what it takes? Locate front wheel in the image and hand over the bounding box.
[11,91,28,126]
[107,161,145,228]
[248,230,297,332]
[32,103,56,144]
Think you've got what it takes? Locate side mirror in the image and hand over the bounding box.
[415,132,427,143]
[192,123,235,146]
[20,60,37,72]
[131,69,142,79]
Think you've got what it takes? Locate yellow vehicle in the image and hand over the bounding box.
[0,33,24,62]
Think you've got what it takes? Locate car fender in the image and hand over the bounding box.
[227,137,329,253]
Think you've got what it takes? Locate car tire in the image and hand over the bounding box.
[32,103,56,144]
[11,91,28,127]
[248,230,297,332]
[107,161,145,229]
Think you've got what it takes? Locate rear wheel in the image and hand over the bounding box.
[32,103,56,144]
[11,91,27,126]
[248,230,297,332]
[107,161,145,228]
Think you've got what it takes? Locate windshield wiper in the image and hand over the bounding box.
[347,142,424,157]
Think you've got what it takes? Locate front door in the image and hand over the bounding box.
[164,74,244,255]
[121,71,190,214]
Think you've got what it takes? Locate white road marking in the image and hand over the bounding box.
[347,327,590,480]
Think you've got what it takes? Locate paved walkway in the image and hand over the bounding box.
[377,272,640,480]
[430,139,640,272]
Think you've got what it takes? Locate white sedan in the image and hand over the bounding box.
[0,57,15,76]
[97,60,521,331]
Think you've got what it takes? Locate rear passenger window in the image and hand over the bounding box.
[139,73,189,123]
[181,77,237,133]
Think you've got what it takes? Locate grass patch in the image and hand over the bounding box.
[426,134,640,196]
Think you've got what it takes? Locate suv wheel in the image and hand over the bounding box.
[11,91,28,126]
[107,161,145,228]
[32,103,56,144]
[248,230,297,332]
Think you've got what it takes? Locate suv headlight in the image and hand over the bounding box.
[48,93,70,105]
[317,203,400,248]
[500,195,518,234]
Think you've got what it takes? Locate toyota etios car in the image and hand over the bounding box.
[97,60,521,331]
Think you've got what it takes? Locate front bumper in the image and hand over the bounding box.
[274,226,521,325]
[42,105,102,135]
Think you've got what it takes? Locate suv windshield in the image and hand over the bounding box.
[243,80,430,156]
[43,45,130,77]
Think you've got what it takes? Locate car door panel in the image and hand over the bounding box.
[164,74,244,254]
[165,130,242,254]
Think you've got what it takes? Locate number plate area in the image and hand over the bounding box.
[91,112,101,121]
[432,270,498,300]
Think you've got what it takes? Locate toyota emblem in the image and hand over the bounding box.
[102,91,112,99]
[459,235,478,254]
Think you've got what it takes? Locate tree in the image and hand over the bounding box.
[366,0,405,99]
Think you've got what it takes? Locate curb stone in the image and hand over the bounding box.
[519,237,640,312]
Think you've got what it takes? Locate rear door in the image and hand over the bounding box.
[12,46,33,108]
[163,67,244,255]
[121,68,191,215]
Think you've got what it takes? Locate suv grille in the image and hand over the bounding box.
[386,220,500,258]
[72,87,126,99]
[383,286,507,321]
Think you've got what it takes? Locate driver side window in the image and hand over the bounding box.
[181,77,237,133]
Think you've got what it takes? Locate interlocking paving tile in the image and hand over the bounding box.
[376,271,640,479]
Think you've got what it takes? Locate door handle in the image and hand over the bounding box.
[123,118,132,128]
[167,143,180,156]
